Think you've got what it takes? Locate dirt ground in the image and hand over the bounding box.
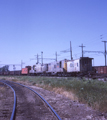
[1,79,107,120]
[0,82,14,120]
[0,80,58,120]
[14,80,107,120]
[30,85,107,120]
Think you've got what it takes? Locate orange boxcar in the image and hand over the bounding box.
[21,68,28,74]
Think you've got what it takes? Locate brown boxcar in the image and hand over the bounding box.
[93,66,107,74]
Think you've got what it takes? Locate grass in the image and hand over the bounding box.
[0,75,107,112]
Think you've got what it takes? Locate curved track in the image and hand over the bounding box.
[0,81,16,120]
[0,82,16,120]
[0,80,61,120]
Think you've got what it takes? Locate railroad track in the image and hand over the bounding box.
[0,80,61,120]
[0,82,15,120]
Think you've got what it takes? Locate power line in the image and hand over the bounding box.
[61,41,73,60]
[84,51,104,54]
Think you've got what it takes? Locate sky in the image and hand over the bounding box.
[0,0,107,70]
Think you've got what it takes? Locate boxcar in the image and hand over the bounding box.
[21,68,28,75]
[67,57,93,75]
[93,66,107,74]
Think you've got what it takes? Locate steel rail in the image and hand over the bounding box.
[0,81,16,120]
[10,81,62,120]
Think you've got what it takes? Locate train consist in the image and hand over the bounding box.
[22,57,93,76]
[1,57,107,77]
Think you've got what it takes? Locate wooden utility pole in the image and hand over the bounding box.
[70,41,73,60]
[79,44,85,57]
[21,60,25,69]
[35,54,39,64]
[41,51,43,65]
[56,52,57,62]
[102,41,107,66]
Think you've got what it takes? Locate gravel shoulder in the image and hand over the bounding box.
[14,80,106,120]
[29,85,106,120]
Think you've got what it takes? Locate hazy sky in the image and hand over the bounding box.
[0,0,107,70]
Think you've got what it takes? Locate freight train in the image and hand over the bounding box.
[0,65,21,75]
[1,57,106,77]
[22,57,94,76]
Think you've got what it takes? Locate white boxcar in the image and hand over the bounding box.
[67,57,93,73]
[73,59,80,72]
[67,59,80,73]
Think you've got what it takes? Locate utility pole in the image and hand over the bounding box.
[21,60,25,69]
[41,51,43,65]
[55,52,60,62]
[34,54,40,64]
[102,41,107,66]
[37,54,39,64]
[79,44,85,57]
[70,41,73,60]
[56,52,57,62]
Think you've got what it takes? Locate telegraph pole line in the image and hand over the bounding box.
[79,43,85,57]
[102,41,107,66]
[70,41,73,60]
